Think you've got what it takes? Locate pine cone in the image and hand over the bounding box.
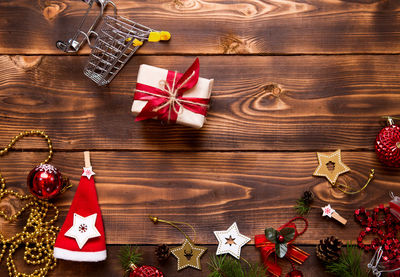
[155,244,170,262]
[316,236,343,263]
[302,191,314,204]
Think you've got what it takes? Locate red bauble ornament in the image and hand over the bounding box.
[375,117,400,167]
[27,164,63,199]
[285,269,303,277]
[130,265,164,277]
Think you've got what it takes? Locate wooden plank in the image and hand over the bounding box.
[1,0,400,54]
[0,55,399,151]
[0,151,398,244]
[0,245,372,276]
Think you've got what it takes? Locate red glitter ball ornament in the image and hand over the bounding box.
[27,164,63,200]
[375,117,400,167]
[285,269,303,277]
[130,265,164,277]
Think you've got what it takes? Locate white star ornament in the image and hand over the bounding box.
[64,213,101,249]
[82,166,96,179]
[213,222,250,259]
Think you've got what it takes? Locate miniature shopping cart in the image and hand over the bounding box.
[56,0,170,86]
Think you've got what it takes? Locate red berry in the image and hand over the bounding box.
[277,235,285,243]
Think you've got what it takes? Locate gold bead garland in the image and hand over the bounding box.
[0,131,59,277]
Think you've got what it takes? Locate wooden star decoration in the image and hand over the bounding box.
[313,149,350,184]
[171,239,207,271]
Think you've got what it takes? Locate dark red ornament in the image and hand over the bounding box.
[130,265,164,277]
[27,164,63,200]
[285,269,303,277]
[375,117,400,167]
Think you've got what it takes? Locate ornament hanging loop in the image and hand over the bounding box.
[381,116,400,125]
[60,176,73,194]
[129,262,137,271]
[148,215,197,243]
[333,168,374,195]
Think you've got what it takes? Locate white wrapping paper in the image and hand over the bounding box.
[132,64,213,128]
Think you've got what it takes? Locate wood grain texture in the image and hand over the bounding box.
[0,151,398,244]
[0,55,399,151]
[0,0,400,54]
[1,0,398,276]
[0,245,343,277]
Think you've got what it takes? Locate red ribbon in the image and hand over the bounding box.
[255,217,310,277]
[134,58,210,123]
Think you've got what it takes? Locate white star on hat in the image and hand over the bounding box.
[214,222,250,259]
[82,166,95,179]
[64,213,101,249]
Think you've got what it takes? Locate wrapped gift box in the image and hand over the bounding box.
[131,58,213,129]
[390,193,400,220]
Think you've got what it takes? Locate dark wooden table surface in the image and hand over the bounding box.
[0,0,400,276]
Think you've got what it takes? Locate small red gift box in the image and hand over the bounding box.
[390,192,400,220]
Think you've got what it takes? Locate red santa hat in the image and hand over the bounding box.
[54,151,107,262]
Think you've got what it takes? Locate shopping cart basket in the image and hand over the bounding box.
[56,0,170,86]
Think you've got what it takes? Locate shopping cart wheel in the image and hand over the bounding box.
[56,41,67,51]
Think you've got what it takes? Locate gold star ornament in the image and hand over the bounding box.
[171,239,207,271]
[313,149,350,184]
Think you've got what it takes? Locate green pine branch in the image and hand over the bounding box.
[325,243,368,277]
[119,245,143,272]
[208,255,266,277]
[295,198,311,215]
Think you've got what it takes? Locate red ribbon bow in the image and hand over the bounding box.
[255,217,310,277]
[134,58,210,123]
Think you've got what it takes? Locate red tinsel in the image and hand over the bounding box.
[354,205,400,261]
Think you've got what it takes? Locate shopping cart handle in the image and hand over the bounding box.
[148,31,171,42]
[160,31,171,41]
